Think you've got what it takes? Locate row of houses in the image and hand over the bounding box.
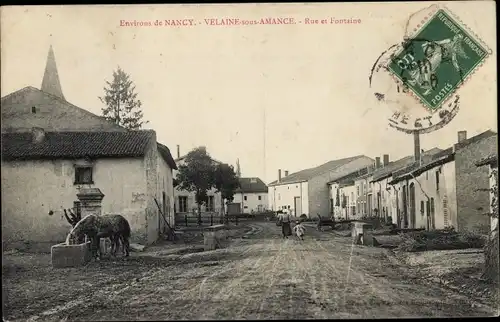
[269,129,497,233]
[1,46,270,251]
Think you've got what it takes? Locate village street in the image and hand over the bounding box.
[2,222,496,321]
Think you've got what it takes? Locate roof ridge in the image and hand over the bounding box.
[1,86,126,132]
[0,86,36,102]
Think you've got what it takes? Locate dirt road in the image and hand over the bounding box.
[2,222,496,320]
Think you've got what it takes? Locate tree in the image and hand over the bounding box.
[99,66,148,130]
[214,163,240,224]
[176,147,215,226]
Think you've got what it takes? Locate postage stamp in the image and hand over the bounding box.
[387,8,490,112]
[368,4,492,134]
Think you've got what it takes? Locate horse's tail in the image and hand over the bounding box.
[120,215,131,239]
[118,215,131,257]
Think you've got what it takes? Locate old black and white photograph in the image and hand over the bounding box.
[1,2,498,320]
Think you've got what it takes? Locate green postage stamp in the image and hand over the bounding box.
[387,8,490,111]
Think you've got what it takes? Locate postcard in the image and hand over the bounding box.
[1,2,498,320]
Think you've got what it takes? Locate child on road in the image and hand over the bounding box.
[293,220,306,241]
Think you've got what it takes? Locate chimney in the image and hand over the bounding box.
[32,127,45,143]
[383,154,390,167]
[414,132,421,164]
[284,170,289,177]
[375,157,381,169]
[457,131,467,143]
[278,169,282,182]
[176,145,180,159]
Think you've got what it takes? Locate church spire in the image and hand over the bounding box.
[236,158,241,177]
[41,45,65,100]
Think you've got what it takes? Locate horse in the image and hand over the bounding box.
[66,214,131,259]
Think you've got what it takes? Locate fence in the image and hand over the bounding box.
[175,210,276,227]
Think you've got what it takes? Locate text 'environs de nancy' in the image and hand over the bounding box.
[119,17,362,27]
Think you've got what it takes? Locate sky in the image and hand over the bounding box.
[1,2,497,184]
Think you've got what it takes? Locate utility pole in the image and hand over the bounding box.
[414,131,421,165]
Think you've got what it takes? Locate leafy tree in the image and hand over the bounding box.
[214,163,240,224]
[99,66,148,130]
[176,147,215,225]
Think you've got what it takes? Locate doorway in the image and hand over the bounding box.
[409,183,416,228]
[402,185,408,228]
[294,197,302,217]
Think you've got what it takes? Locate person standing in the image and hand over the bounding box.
[280,209,292,239]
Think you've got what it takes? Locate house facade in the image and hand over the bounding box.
[1,129,177,250]
[328,161,377,220]
[1,45,177,250]
[232,177,269,213]
[388,131,497,232]
[269,156,374,218]
[370,149,442,226]
[173,150,223,217]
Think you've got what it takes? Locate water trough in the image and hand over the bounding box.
[51,241,92,268]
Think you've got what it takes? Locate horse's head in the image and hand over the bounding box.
[65,214,97,244]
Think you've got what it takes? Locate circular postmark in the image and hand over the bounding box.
[369,4,491,134]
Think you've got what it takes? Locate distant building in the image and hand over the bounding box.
[233,177,269,213]
[268,155,374,218]
[173,147,223,216]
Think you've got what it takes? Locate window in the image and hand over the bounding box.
[31,106,36,114]
[435,171,440,191]
[207,196,214,212]
[244,196,247,201]
[250,178,257,183]
[178,196,188,213]
[258,195,262,201]
[278,193,281,200]
[74,166,93,184]
[357,186,360,196]
[420,201,425,215]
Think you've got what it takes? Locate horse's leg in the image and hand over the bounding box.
[91,236,100,260]
[111,235,119,257]
[123,236,130,257]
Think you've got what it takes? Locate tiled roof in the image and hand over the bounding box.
[371,148,442,182]
[236,177,268,193]
[389,130,497,184]
[268,155,369,186]
[157,142,178,170]
[2,130,155,160]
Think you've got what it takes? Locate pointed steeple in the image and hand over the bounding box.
[41,45,65,100]
[236,158,241,177]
